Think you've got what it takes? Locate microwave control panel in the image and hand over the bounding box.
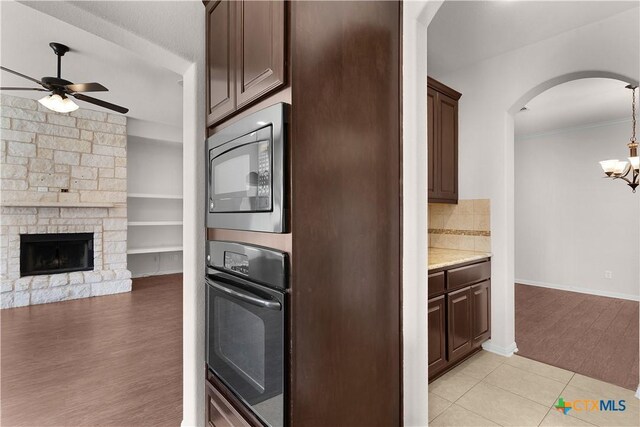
[257,141,271,208]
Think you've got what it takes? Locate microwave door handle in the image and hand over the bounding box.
[206,278,281,311]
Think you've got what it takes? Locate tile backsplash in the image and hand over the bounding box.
[428,199,491,252]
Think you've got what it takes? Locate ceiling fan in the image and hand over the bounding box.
[0,42,128,114]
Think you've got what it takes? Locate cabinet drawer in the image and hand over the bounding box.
[206,380,251,427]
[448,260,490,290]
[428,271,445,297]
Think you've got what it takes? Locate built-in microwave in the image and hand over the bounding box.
[206,103,288,233]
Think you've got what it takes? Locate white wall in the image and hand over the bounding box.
[127,137,183,195]
[182,63,206,427]
[403,1,443,425]
[515,121,639,300]
[430,8,640,356]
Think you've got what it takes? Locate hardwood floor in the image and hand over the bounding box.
[1,274,183,427]
[515,283,639,390]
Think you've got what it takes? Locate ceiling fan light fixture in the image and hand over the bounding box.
[38,93,79,113]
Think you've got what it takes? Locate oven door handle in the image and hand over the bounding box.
[205,277,281,311]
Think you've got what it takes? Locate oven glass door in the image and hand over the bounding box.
[206,275,284,427]
[209,135,272,213]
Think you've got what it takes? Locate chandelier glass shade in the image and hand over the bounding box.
[599,84,639,193]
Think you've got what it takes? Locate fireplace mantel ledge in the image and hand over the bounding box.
[1,201,125,208]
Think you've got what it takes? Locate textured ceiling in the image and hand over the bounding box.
[67,0,202,62]
[428,1,639,77]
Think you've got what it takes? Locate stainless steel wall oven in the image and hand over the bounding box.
[205,240,288,427]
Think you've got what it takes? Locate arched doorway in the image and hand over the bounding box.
[512,76,639,391]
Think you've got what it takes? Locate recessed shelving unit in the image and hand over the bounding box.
[128,221,184,226]
[127,133,183,277]
[127,193,183,200]
[127,246,184,255]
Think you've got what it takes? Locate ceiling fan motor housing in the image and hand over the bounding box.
[49,42,69,57]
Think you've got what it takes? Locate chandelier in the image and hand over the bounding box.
[599,84,639,192]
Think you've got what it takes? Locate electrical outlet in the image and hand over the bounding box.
[604,271,613,279]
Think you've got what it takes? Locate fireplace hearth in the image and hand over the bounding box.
[20,233,94,277]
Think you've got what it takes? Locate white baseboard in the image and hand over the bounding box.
[636,385,640,400]
[131,269,183,279]
[482,340,518,357]
[516,279,639,302]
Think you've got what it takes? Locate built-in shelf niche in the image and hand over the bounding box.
[126,133,183,278]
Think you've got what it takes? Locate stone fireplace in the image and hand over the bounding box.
[1,94,132,308]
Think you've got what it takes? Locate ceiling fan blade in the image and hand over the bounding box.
[0,66,44,86]
[65,82,108,93]
[0,87,48,92]
[71,93,129,114]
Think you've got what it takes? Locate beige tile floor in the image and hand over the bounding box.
[429,351,639,426]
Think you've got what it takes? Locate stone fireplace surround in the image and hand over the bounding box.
[1,95,132,308]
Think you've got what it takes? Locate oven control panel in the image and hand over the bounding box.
[224,251,249,276]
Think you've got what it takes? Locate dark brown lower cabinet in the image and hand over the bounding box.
[471,280,491,348]
[206,380,251,427]
[428,259,491,381]
[428,295,446,373]
[447,286,472,363]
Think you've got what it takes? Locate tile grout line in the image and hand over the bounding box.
[504,355,576,383]
[555,373,602,427]
[502,360,572,387]
[476,364,572,411]
[473,377,552,420]
[536,372,576,427]
[434,354,509,426]
[436,380,506,427]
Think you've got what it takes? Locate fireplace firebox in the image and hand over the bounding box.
[20,233,94,277]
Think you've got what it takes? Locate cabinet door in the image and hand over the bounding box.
[428,295,447,376]
[447,286,471,363]
[206,380,251,427]
[436,92,458,202]
[207,0,236,127]
[235,0,285,109]
[427,86,438,198]
[471,280,491,348]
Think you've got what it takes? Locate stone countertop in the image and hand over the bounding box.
[428,248,491,271]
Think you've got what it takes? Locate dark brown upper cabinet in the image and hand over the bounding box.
[427,77,461,204]
[206,0,286,127]
[207,0,236,126]
[235,0,285,109]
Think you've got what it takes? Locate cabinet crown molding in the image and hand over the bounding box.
[428,77,462,101]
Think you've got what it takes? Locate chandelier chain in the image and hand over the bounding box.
[632,87,637,142]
